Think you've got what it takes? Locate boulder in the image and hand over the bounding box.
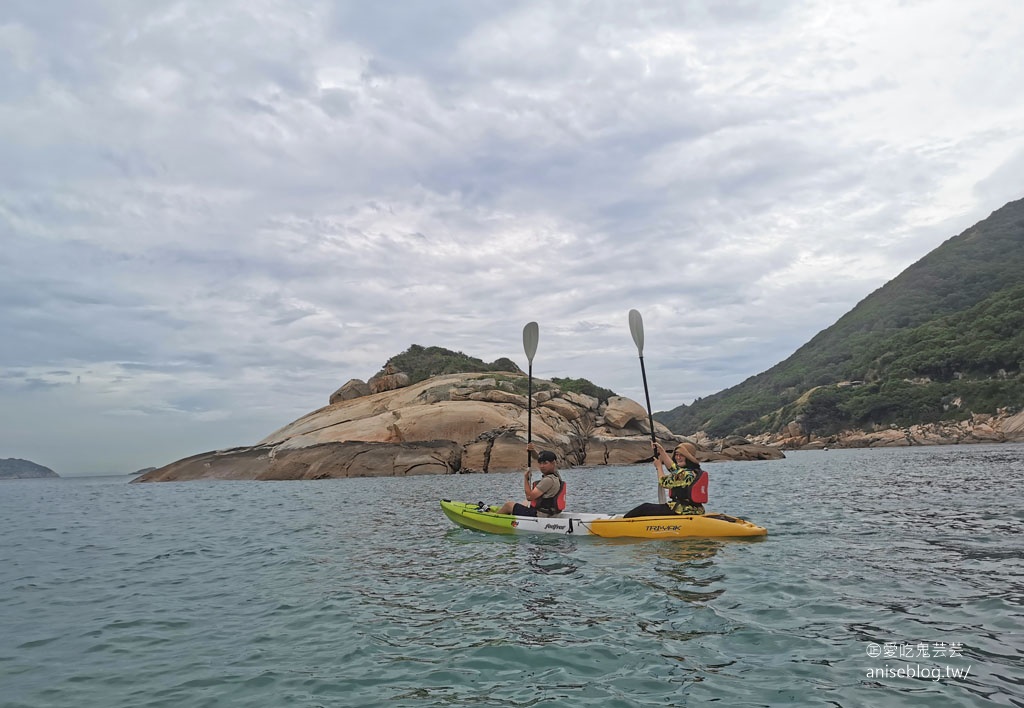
[369,372,410,394]
[368,363,410,394]
[588,436,655,465]
[602,396,648,429]
[468,390,529,406]
[967,423,1003,442]
[562,391,599,411]
[329,378,371,404]
[541,397,585,421]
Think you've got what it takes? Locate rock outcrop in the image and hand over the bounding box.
[136,441,462,482]
[329,379,372,404]
[751,408,1024,449]
[368,363,410,394]
[135,372,783,482]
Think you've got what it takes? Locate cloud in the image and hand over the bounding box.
[2,0,1023,474]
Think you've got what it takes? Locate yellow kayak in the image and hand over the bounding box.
[587,513,767,539]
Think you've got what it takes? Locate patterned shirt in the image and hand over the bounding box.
[658,464,705,515]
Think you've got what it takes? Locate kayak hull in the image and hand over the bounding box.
[440,500,613,535]
[587,513,767,538]
[440,500,766,538]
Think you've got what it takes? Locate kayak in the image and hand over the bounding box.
[587,513,767,539]
[439,500,614,535]
[440,500,767,538]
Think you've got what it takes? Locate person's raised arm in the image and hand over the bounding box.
[523,467,542,500]
[658,442,676,468]
[523,442,542,500]
[652,442,669,480]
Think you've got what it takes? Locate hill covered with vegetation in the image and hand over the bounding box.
[0,458,59,479]
[549,377,617,404]
[382,344,522,383]
[656,197,1024,438]
[379,345,618,404]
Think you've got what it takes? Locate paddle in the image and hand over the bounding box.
[523,321,539,468]
[629,309,666,504]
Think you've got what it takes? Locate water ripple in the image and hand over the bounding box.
[1,445,1022,706]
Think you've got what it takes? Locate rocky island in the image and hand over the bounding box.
[135,364,781,483]
[0,458,60,479]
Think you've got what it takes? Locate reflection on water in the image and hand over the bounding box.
[525,540,580,576]
[595,536,724,562]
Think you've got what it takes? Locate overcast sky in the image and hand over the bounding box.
[3,1,1023,475]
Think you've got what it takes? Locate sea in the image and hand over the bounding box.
[1,444,1022,708]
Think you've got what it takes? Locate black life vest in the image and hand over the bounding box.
[531,474,566,515]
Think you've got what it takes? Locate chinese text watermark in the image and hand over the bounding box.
[864,642,971,683]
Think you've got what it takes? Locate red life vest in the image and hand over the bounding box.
[670,469,708,504]
[531,477,567,514]
[690,469,708,503]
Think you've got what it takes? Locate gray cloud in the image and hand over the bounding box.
[2,0,1023,474]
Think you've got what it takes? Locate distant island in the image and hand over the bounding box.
[0,458,60,479]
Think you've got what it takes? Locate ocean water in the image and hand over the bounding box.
[1,444,1022,708]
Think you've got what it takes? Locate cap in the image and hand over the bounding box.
[537,450,557,463]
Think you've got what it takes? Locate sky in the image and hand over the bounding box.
[3,1,1024,476]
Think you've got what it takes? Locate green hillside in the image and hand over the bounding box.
[380,345,617,403]
[382,344,522,383]
[656,197,1024,438]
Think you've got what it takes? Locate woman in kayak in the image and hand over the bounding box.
[496,443,566,517]
[623,441,707,518]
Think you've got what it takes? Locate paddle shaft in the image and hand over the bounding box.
[522,322,539,470]
[527,362,533,467]
[638,354,671,504]
[638,353,667,503]
[629,309,665,504]
[637,354,656,446]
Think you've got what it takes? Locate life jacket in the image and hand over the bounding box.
[667,467,708,505]
[531,473,566,515]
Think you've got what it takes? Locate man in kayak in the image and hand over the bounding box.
[496,443,566,517]
[623,441,707,518]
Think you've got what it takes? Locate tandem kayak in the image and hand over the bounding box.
[440,500,767,539]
